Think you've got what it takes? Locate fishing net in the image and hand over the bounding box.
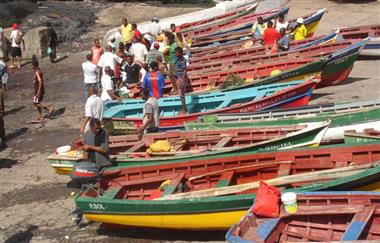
[220,74,245,89]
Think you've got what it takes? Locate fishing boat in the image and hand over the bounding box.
[344,129,380,144]
[209,99,380,122]
[188,39,366,88]
[191,8,326,48]
[190,38,352,65]
[48,124,309,175]
[336,24,380,56]
[177,2,259,31]
[74,143,380,230]
[186,105,380,136]
[183,7,290,39]
[104,79,318,129]
[226,191,380,242]
[103,0,268,43]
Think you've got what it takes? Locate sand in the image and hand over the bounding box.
[0,0,379,242]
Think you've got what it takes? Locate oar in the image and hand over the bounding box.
[157,162,377,201]
[188,161,292,181]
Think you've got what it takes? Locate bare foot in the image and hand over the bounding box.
[46,108,54,118]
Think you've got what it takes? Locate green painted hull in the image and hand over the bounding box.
[115,123,328,168]
[76,164,380,216]
[185,107,380,131]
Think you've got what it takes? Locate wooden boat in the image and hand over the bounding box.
[103,0,266,43]
[191,8,326,48]
[211,99,380,122]
[48,124,308,175]
[104,79,318,129]
[188,40,366,93]
[178,2,259,31]
[190,29,338,58]
[183,7,290,39]
[336,24,380,56]
[345,129,380,144]
[226,191,380,242]
[190,38,352,65]
[74,143,380,230]
[186,106,380,135]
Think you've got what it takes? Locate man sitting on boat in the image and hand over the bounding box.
[277,28,290,52]
[251,16,267,44]
[82,118,112,169]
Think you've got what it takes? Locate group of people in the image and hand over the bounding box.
[81,17,191,140]
[251,14,308,52]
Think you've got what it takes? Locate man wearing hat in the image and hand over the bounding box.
[9,23,25,69]
[146,16,162,45]
[294,18,308,41]
[146,42,164,65]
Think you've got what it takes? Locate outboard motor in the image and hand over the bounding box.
[70,162,101,185]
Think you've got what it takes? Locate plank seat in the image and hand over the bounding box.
[215,171,235,188]
[162,173,186,196]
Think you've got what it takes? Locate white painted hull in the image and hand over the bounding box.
[360,37,380,56]
[323,120,380,141]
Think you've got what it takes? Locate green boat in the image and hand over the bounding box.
[186,107,380,131]
[75,142,380,230]
[114,122,329,168]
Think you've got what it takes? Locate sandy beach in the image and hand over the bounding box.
[0,0,379,242]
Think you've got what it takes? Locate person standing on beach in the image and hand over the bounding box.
[119,18,133,50]
[168,34,178,94]
[0,65,5,144]
[91,39,103,65]
[129,37,148,64]
[46,22,58,63]
[9,23,25,69]
[82,54,98,99]
[32,55,53,122]
[174,47,188,114]
[97,45,122,75]
[146,17,162,45]
[146,43,164,66]
[100,66,121,102]
[80,86,103,135]
[0,28,4,61]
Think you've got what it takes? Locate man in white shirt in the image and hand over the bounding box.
[275,14,289,32]
[129,37,148,63]
[9,23,25,69]
[145,16,162,45]
[82,54,98,100]
[80,86,103,134]
[97,45,122,75]
[100,66,121,102]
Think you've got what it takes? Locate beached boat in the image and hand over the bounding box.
[183,7,290,38]
[104,79,318,129]
[211,99,380,121]
[186,105,380,134]
[336,24,380,56]
[50,122,328,174]
[191,8,326,48]
[178,2,259,31]
[226,191,380,242]
[188,39,368,91]
[74,143,380,230]
[345,129,380,144]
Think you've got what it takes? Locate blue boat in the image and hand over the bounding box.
[226,191,380,243]
[103,79,318,129]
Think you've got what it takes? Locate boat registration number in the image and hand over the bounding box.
[89,203,106,210]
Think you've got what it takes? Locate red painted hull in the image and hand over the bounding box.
[110,80,317,128]
[319,66,354,87]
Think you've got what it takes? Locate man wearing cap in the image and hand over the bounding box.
[294,18,308,41]
[146,43,164,65]
[119,18,133,50]
[9,23,25,69]
[146,17,162,45]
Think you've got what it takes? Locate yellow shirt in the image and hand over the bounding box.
[294,25,308,41]
[120,24,133,44]
[251,22,267,38]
